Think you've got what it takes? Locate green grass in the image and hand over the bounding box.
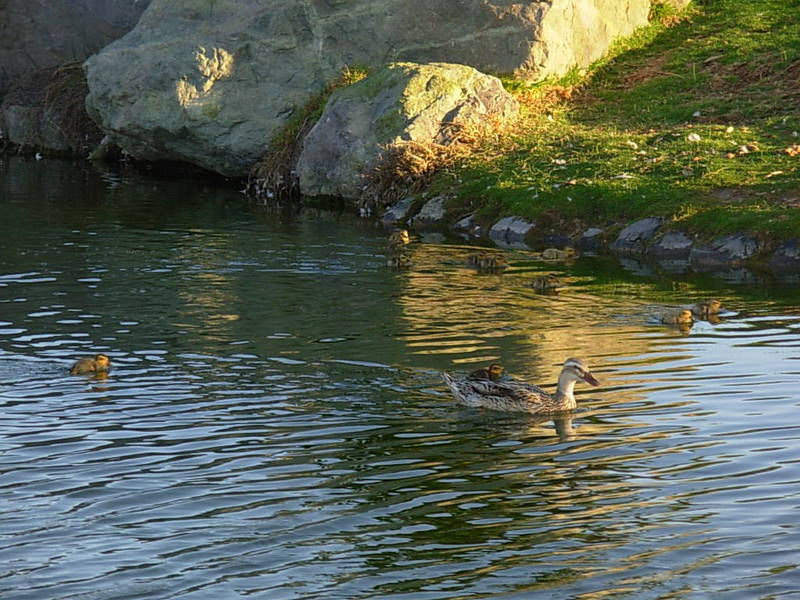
[437,0,800,243]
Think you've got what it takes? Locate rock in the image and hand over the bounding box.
[767,239,800,273]
[1,64,103,154]
[84,0,650,177]
[689,234,761,269]
[452,213,482,238]
[574,227,604,253]
[409,196,447,230]
[381,196,417,227]
[0,0,148,99]
[647,230,694,259]
[297,62,518,199]
[610,217,664,254]
[489,216,535,249]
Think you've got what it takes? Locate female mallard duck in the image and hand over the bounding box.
[387,229,410,252]
[69,354,111,375]
[442,357,600,414]
[528,274,563,292]
[689,299,721,319]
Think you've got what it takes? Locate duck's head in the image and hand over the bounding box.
[561,357,600,387]
[677,309,694,324]
[704,299,722,313]
[94,354,111,368]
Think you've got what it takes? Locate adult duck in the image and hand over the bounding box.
[442,357,600,414]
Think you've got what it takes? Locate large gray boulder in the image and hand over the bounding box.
[84,0,652,177]
[296,62,518,199]
[0,0,149,99]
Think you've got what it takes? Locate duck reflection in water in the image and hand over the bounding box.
[443,358,600,415]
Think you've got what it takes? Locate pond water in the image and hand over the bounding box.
[1,156,799,600]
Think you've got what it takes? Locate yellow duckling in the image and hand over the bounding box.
[468,363,505,381]
[659,308,694,325]
[478,254,509,270]
[528,274,563,292]
[387,254,413,268]
[541,247,577,260]
[69,354,111,375]
[465,251,487,266]
[689,299,722,319]
[387,229,410,253]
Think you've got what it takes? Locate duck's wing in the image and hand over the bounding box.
[460,377,550,406]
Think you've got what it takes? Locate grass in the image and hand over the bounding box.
[435,0,800,244]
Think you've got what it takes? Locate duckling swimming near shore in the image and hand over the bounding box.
[528,274,563,292]
[69,354,111,375]
[466,252,508,271]
[541,247,577,260]
[387,254,414,268]
[659,308,694,325]
[387,229,410,253]
[688,299,722,319]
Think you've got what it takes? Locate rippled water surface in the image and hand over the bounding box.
[1,157,799,599]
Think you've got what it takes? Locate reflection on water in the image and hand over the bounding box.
[1,156,799,599]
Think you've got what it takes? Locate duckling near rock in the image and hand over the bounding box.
[478,254,509,270]
[528,274,563,292]
[688,299,722,319]
[69,354,111,375]
[541,247,577,260]
[387,229,410,253]
[468,363,505,381]
[387,254,414,268]
[465,252,487,267]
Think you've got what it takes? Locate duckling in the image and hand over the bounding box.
[387,229,410,253]
[528,274,563,292]
[478,254,508,270]
[69,353,111,375]
[468,363,505,381]
[465,251,487,267]
[443,357,600,414]
[541,247,577,260]
[386,254,413,268]
[689,299,722,319]
[659,308,694,325]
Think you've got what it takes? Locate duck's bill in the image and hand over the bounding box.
[583,372,600,387]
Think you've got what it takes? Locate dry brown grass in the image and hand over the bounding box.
[2,61,103,154]
[359,117,511,210]
[247,67,368,202]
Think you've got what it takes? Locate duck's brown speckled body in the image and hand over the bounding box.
[69,354,111,375]
[443,358,600,414]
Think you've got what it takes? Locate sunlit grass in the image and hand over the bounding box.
[437,0,800,241]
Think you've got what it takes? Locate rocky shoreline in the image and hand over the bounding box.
[382,195,800,278]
